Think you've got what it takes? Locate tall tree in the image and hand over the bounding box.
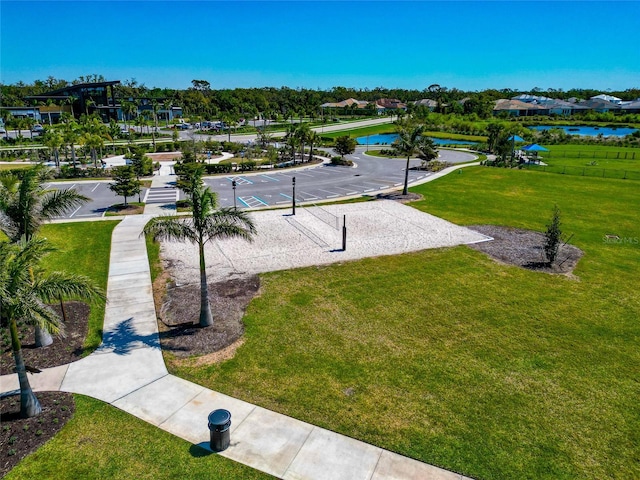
[394,124,437,195]
[109,166,140,206]
[0,238,105,418]
[143,178,256,327]
[295,123,311,164]
[334,135,356,159]
[43,130,64,168]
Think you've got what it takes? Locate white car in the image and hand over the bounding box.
[31,124,44,133]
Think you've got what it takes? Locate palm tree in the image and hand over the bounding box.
[394,124,438,195]
[143,178,256,327]
[0,237,105,418]
[151,100,160,151]
[0,164,90,243]
[61,119,79,171]
[284,124,299,163]
[295,123,311,164]
[1,164,91,346]
[79,132,104,169]
[163,99,173,127]
[43,130,64,168]
[307,130,321,162]
[64,95,76,118]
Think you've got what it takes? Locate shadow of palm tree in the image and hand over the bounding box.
[98,318,161,354]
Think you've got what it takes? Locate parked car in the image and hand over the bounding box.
[31,124,44,133]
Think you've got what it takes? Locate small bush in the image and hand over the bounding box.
[331,157,353,166]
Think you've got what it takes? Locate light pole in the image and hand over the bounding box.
[292,176,296,215]
[232,179,237,211]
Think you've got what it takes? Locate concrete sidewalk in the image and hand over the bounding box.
[0,215,472,479]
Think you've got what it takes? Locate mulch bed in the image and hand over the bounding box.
[1,302,89,476]
[0,302,90,373]
[376,191,423,203]
[467,225,583,275]
[157,275,260,357]
[0,392,75,477]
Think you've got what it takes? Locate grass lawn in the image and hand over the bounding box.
[4,395,272,480]
[167,168,639,480]
[535,144,640,175]
[40,221,118,353]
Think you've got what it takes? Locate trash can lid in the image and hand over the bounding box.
[208,409,231,426]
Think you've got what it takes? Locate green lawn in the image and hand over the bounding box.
[40,221,118,353]
[535,145,640,176]
[167,168,640,480]
[320,123,486,143]
[4,395,272,480]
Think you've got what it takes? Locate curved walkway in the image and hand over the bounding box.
[1,210,475,480]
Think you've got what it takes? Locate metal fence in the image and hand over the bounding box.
[545,150,637,160]
[520,163,640,180]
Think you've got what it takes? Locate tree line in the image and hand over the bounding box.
[3,75,639,121]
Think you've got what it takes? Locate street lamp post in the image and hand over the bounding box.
[232,179,237,211]
[292,176,296,215]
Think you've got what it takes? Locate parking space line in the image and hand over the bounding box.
[280,193,292,199]
[260,175,280,182]
[299,191,319,200]
[91,183,100,192]
[69,206,82,218]
[227,176,253,185]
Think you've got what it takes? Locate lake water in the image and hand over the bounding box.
[529,125,638,137]
[356,133,477,145]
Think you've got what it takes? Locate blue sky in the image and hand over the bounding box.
[1,1,639,91]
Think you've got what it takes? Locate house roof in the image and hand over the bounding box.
[414,99,438,108]
[494,99,546,111]
[591,94,622,103]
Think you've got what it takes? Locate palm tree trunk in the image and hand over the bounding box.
[35,325,53,347]
[71,144,77,172]
[10,319,42,418]
[403,155,410,195]
[198,241,213,327]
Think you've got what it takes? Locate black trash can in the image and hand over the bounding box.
[208,409,231,452]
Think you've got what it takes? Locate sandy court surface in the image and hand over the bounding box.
[160,200,492,285]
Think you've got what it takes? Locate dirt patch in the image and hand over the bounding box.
[148,152,182,161]
[1,302,90,373]
[467,225,583,276]
[155,275,260,359]
[376,191,423,203]
[1,391,75,477]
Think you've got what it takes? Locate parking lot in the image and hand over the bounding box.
[204,160,431,209]
[46,181,149,219]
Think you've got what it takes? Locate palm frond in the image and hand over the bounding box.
[143,216,197,243]
[33,272,106,304]
[202,208,257,244]
[40,188,90,220]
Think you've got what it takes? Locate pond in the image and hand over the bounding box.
[529,125,638,137]
[356,133,478,146]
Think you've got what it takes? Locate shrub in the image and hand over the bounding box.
[544,204,563,265]
[331,157,353,166]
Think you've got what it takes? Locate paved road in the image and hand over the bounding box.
[169,116,395,144]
